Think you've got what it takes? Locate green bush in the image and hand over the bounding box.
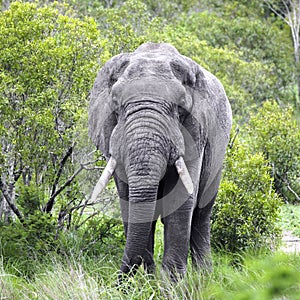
[17,184,43,218]
[212,137,282,252]
[248,100,300,203]
[0,211,57,275]
[92,0,155,55]
[59,214,125,257]
[0,211,125,275]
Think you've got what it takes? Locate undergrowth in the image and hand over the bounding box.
[1,251,299,299]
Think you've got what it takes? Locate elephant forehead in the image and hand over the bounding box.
[124,58,174,80]
[117,78,184,104]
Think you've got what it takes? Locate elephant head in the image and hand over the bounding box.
[88,42,232,278]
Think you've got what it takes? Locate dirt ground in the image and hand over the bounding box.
[281,230,300,254]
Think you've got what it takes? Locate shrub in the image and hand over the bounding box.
[248,100,300,203]
[0,211,57,275]
[211,137,282,252]
[59,214,125,257]
[178,10,294,100]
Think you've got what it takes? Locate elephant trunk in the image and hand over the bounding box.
[120,185,158,273]
[120,104,177,273]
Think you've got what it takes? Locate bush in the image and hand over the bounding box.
[248,100,300,203]
[178,10,294,101]
[211,137,282,252]
[59,214,125,257]
[0,211,57,275]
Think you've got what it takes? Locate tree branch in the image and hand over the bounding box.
[286,183,300,201]
[229,128,239,149]
[75,210,100,230]
[276,172,300,202]
[43,159,100,213]
[50,144,75,199]
[0,178,24,223]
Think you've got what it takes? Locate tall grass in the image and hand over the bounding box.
[1,251,299,299]
[1,207,300,299]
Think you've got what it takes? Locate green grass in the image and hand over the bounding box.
[1,205,300,300]
[1,251,300,299]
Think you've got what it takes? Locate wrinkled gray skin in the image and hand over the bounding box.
[89,43,232,280]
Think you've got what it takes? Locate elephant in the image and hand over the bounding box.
[88,42,232,280]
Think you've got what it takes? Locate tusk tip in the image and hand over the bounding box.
[175,157,194,195]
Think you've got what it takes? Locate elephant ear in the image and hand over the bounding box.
[88,53,131,157]
[170,55,232,139]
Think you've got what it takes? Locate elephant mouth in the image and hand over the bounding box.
[90,156,193,202]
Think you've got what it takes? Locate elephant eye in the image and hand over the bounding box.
[179,97,186,107]
[178,94,192,112]
[178,105,187,124]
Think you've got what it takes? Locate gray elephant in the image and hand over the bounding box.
[88,42,232,280]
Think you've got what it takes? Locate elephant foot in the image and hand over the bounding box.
[191,253,213,274]
[143,262,156,274]
[162,262,186,283]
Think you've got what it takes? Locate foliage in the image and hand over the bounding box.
[69,0,199,19]
[0,1,105,219]
[17,184,43,218]
[59,214,125,257]
[211,137,282,252]
[0,211,57,275]
[178,11,295,105]
[92,0,161,55]
[0,211,124,275]
[248,100,300,203]
[140,0,198,19]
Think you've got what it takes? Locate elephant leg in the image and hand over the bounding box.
[190,196,215,271]
[143,220,156,273]
[162,198,194,281]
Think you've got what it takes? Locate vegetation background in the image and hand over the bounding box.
[0,0,300,299]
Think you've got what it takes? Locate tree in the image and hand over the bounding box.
[0,2,105,222]
[265,0,300,104]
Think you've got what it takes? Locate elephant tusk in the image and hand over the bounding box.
[175,157,194,195]
[90,156,117,202]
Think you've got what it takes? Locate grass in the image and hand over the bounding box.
[1,252,300,299]
[1,205,300,300]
